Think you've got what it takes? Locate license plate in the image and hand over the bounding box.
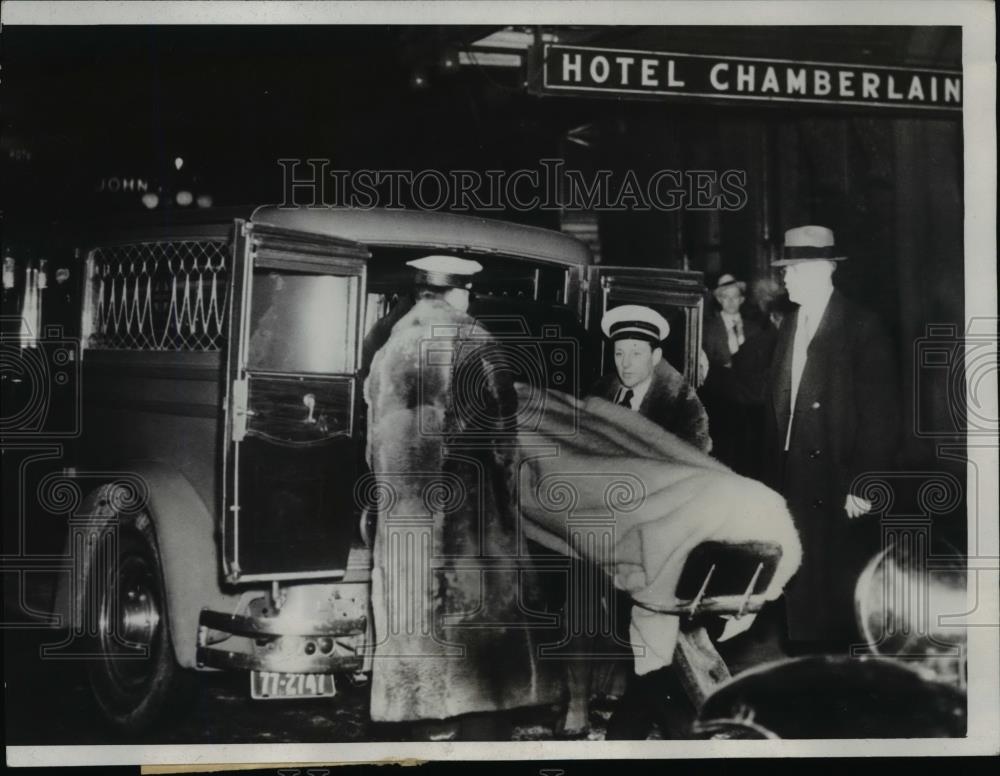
[251,671,337,700]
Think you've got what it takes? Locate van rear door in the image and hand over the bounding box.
[223,221,370,583]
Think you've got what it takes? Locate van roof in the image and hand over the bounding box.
[250,206,592,267]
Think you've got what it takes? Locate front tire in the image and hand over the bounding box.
[87,519,193,734]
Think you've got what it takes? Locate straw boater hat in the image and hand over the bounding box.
[772,225,848,266]
[713,273,746,301]
[600,304,670,345]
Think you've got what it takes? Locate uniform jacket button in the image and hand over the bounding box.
[811,401,821,409]
[812,498,824,508]
[809,449,821,459]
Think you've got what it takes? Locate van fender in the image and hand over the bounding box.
[52,460,243,669]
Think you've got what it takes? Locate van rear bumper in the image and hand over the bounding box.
[195,581,369,673]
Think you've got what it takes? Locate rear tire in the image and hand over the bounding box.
[87,519,194,735]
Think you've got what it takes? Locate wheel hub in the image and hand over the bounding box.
[97,550,163,692]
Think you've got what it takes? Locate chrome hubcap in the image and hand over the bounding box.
[98,551,162,693]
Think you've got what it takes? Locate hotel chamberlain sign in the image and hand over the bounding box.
[530,44,962,114]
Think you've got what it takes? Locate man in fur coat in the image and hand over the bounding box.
[589,304,712,453]
[363,255,562,738]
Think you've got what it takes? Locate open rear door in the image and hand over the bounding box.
[586,266,706,384]
[223,221,370,583]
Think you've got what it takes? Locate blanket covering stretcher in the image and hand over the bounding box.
[514,383,802,675]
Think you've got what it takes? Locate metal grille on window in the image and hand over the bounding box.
[85,241,230,351]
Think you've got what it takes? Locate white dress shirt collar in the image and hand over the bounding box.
[796,286,835,330]
[619,374,653,410]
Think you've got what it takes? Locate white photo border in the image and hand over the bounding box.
[2,0,997,765]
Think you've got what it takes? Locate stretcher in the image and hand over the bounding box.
[642,539,784,706]
[547,536,786,735]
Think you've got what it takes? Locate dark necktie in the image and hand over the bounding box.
[618,388,634,408]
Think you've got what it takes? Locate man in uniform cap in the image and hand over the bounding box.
[585,304,709,738]
[763,225,899,649]
[589,304,711,453]
[405,254,480,309]
[363,254,562,738]
[360,255,482,378]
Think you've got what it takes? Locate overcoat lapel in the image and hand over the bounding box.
[798,290,847,390]
[771,309,796,441]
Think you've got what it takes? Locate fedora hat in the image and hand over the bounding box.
[713,273,746,301]
[773,225,847,266]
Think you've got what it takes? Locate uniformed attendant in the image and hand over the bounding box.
[364,254,562,740]
[359,255,480,380]
[589,304,712,453]
[587,304,710,739]
[763,225,899,648]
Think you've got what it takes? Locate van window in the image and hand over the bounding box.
[247,270,358,374]
[84,240,230,351]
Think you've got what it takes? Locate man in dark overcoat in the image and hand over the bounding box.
[763,226,899,647]
[701,273,767,472]
[702,273,766,371]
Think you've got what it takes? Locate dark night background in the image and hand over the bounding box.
[2,24,966,469]
[2,26,579,224]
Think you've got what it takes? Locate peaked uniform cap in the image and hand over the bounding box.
[601,304,670,344]
[406,255,483,289]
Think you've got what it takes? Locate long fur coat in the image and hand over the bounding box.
[363,297,563,722]
[589,359,712,453]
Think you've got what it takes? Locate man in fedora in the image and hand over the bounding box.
[701,273,767,472]
[763,225,899,650]
[590,304,711,453]
[702,273,765,370]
